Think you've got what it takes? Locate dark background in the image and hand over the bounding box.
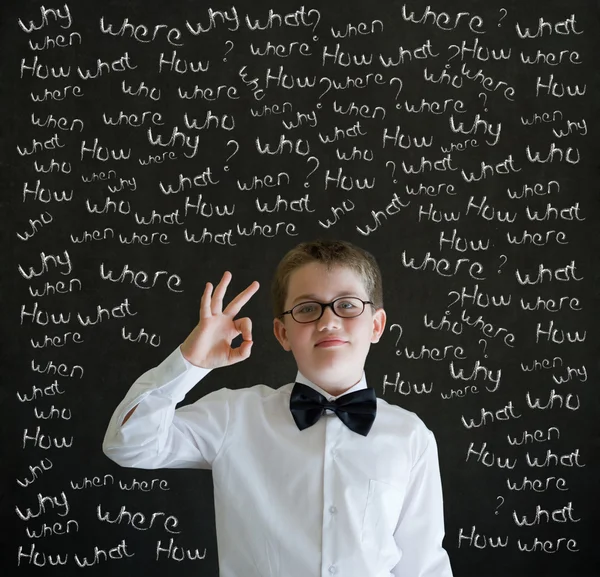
[1,0,599,575]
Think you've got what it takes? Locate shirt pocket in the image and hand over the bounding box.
[361,478,405,546]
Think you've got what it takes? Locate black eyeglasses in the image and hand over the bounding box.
[278,297,374,324]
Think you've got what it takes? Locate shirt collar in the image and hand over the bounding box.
[294,370,368,401]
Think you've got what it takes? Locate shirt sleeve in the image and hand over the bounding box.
[391,429,454,577]
[102,345,231,470]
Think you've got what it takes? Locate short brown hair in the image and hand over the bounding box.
[271,239,384,318]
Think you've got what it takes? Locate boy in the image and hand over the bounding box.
[103,239,453,577]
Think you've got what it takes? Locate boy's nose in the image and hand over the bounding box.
[316,305,341,328]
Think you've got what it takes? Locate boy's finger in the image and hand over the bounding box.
[236,317,252,342]
[229,340,252,364]
[225,281,260,317]
[211,271,232,314]
[199,282,213,319]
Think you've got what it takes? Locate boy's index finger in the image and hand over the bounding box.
[224,281,260,317]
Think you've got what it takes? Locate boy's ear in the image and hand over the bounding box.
[273,317,292,351]
[370,308,386,344]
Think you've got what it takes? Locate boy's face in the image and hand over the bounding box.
[273,262,386,395]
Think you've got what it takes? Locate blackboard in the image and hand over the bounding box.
[2,0,599,575]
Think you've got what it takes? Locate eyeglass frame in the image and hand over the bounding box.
[278,296,375,324]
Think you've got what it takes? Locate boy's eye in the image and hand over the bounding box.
[292,298,362,318]
[298,303,318,313]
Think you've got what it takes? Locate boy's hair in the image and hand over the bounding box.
[271,239,384,319]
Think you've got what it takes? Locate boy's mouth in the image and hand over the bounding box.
[315,339,348,347]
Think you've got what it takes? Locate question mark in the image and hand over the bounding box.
[304,156,319,188]
[495,496,504,515]
[386,161,398,183]
[390,77,403,100]
[479,339,488,358]
[478,93,488,112]
[498,254,507,273]
[223,40,234,62]
[390,324,404,356]
[498,9,507,26]
[224,139,239,171]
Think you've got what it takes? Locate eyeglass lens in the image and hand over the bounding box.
[292,298,364,322]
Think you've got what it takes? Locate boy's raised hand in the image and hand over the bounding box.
[180,271,260,369]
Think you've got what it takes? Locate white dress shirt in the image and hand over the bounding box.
[103,346,453,577]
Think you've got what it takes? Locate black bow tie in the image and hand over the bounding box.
[290,382,377,437]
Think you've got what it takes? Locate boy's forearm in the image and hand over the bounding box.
[122,405,137,425]
[119,345,200,427]
[103,345,213,467]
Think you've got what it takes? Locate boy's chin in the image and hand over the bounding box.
[301,353,354,373]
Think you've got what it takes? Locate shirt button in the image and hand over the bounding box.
[328,565,337,574]
[329,506,337,514]
[331,449,337,457]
